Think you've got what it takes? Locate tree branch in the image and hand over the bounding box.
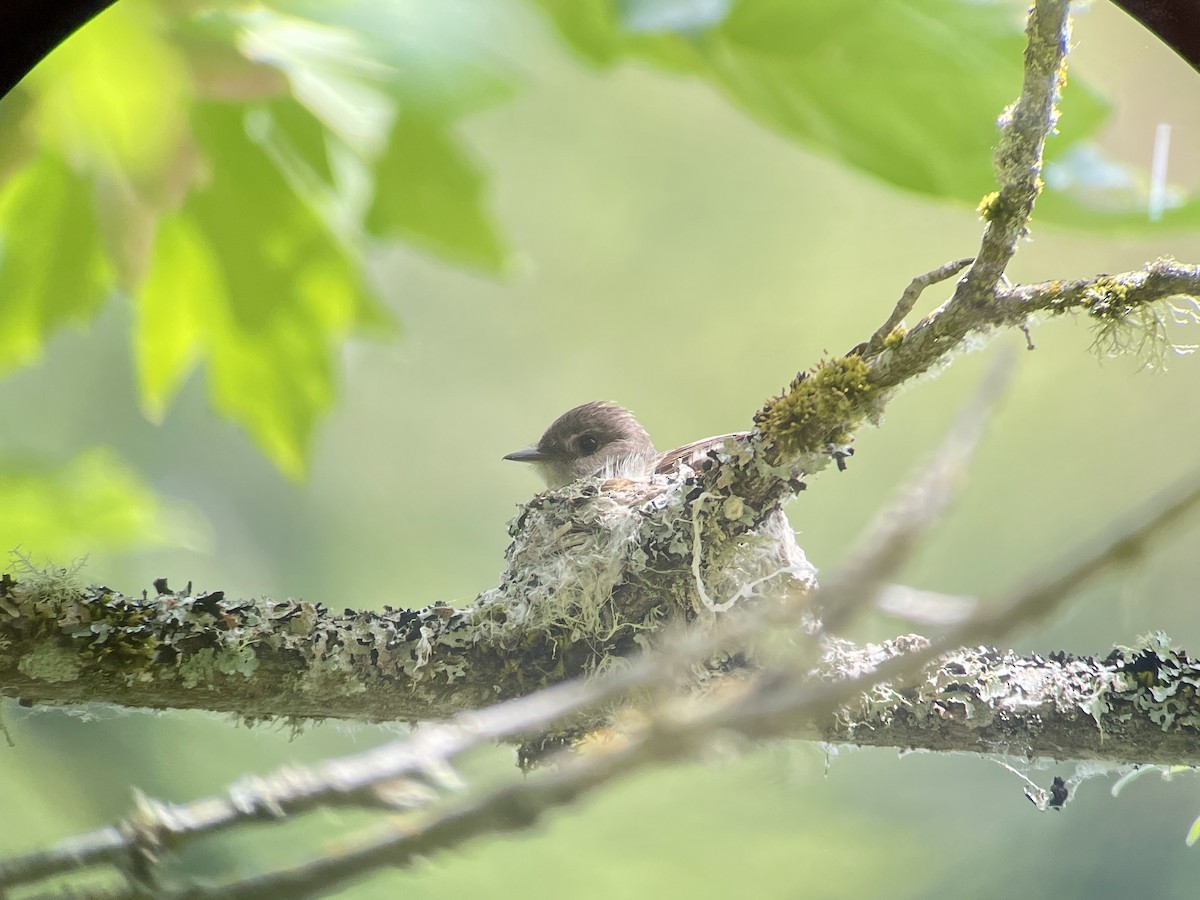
[7,465,1200,895]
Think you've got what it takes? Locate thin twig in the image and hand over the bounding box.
[99,468,1200,900]
[11,453,1200,897]
[864,256,974,354]
[956,0,1070,301]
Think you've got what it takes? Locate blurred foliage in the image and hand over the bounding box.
[535,0,1200,228]
[136,103,387,478]
[1,0,513,479]
[536,0,1085,199]
[0,448,188,558]
[0,0,1196,487]
[0,156,111,370]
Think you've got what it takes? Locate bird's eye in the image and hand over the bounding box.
[577,434,599,454]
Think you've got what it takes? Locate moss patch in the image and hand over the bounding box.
[754,355,879,458]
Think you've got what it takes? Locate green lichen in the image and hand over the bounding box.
[1043,280,1069,314]
[18,643,82,683]
[177,647,216,689]
[75,597,161,667]
[754,355,878,458]
[882,325,907,350]
[977,191,1002,221]
[215,642,259,678]
[176,642,258,688]
[1082,277,1131,321]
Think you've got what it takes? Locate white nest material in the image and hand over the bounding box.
[470,470,817,660]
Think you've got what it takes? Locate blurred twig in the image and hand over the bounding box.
[11,348,1200,896]
[816,346,1014,633]
[10,462,1200,898]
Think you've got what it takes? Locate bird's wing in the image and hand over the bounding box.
[654,432,749,474]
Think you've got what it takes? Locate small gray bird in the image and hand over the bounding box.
[504,401,745,488]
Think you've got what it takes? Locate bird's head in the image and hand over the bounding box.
[504,401,657,488]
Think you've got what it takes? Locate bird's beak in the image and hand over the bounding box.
[503,447,548,463]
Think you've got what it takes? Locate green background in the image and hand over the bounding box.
[2,1,1200,897]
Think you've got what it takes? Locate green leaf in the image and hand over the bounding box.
[366,114,509,271]
[136,105,394,479]
[531,0,1175,230]
[263,98,336,186]
[135,216,213,420]
[26,1,192,204]
[0,89,38,186]
[0,448,192,558]
[709,0,1031,198]
[0,155,111,371]
[277,0,516,116]
[233,2,513,269]
[2,0,517,478]
[9,1,197,298]
[534,0,1042,198]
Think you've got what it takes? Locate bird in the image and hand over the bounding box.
[503,401,746,489]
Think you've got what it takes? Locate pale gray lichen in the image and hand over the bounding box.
[17,643,82,684]
[215,642,258,678]
[816,630,1200,766]
[475,480,648,647]
[4,555,87,609]
[1085,279,1200,369]
[177,647,217,690]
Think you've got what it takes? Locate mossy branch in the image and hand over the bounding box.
[8,464,1200,897]
[1,0,1198,733]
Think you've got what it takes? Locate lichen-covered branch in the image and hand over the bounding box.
[728,0,1193,509]
[1,0,1198,737]
[729,0,1075,505]
[812,637,1200,764]
[6,636,1200,897]
[968,0,1069,292]
[8,357,1200,897]
[0,478,816,722]
[7,546,1200,898]
[873,259,1200,391]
